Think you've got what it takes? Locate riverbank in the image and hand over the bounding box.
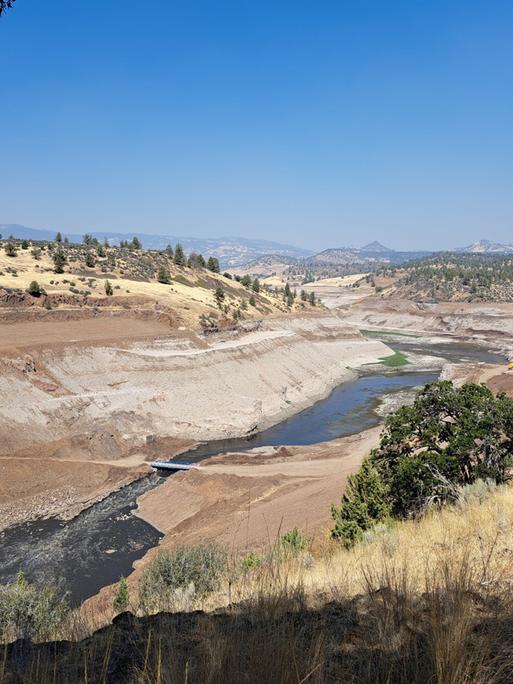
[135,427,381,548]
[0,313,390,529]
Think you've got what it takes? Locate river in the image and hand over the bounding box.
[0,338,506,604]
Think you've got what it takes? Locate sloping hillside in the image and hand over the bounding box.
[378,253,513,302]
[0,236,305,330]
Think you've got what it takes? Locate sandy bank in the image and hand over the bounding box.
[135,427,381,552]
[0,314,390,459]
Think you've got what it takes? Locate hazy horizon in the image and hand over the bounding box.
[2,1,513,251]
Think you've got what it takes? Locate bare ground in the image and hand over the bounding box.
[136,427,380,555]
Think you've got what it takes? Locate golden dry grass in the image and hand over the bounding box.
[0,242,296,327]
[4,484,513,682]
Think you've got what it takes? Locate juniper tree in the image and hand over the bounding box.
[174,243,186,266]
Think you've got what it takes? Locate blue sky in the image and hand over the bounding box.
[1,1,512,250]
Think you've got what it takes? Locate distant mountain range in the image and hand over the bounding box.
[305,242,431,267]
[456,239,513,254]
[0,224,313,269]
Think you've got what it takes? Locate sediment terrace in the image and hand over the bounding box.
[0,313,389,527]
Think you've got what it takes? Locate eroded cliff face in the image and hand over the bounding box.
[0,314,389,460]
[341,297,513,342]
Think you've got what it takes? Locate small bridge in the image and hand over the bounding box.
[150,461,195,471]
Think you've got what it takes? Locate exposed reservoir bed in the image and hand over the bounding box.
[0,339,506,604]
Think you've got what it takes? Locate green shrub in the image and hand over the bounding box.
[113,577,130,613]
[238,550,263,573]
[0,572,69,642]
[4,242,17,257]
[280,527,307,557]
[331,459,391,548]
[139,544,227,614]
[27,280,42,297]
[332,381,513,547]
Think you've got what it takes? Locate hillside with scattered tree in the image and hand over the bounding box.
[374,253,513,302]
[0,232,316,331]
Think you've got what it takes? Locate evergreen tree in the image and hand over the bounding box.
[104,280,113,296]
[207,256,220,273]
[55,231,62,243]
[53,249,66,273]
[164,244,174,258]
[131,236,142,250]
[85,252,95,268]
[157,266,171,284]
[174,243,185,266]
[187,252,201,268]
[252,278,260,293]
[214,286,225,307]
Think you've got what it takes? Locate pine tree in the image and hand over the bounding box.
[55,231,62,243]
[207,256,220,273]
[105,280,113,296]
[53,249,66,273]
[174,243,185,266]
[85,252,95,268]
[214,286,225,307]
[157,266,171,284]
[252,278,260,293]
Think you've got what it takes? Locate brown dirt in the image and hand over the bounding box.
[0,317,175,352]
[136,427,381,552]
[85,428,380,615]
[444,362,513,395]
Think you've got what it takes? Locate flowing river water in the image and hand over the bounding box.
[0,338,507,604]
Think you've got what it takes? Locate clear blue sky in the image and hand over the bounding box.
[1,1,512,250]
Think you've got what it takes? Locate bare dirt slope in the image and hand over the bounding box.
[135,427,380,552]
[0,313,389,528]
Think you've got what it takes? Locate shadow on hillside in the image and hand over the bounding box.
[3,587,513,683]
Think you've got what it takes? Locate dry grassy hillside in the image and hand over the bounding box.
[0,237,311,331]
